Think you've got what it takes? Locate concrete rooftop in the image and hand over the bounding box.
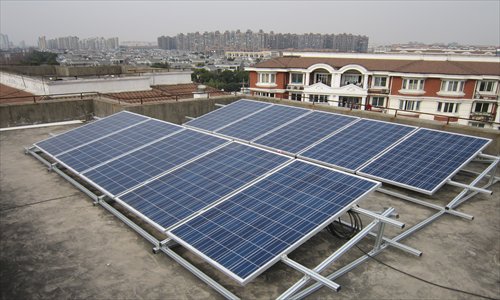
[1,124,499,299]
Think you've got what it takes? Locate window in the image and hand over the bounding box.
[258,73,275,84]
[315,73,330,85]
[399,100,420,111]
[470,122,485,128]
[372,76,388,88]
[342,74,362,85]
[371,96,386,107]
[290,73,304,84]
[255,92,275,98]
[309,94,328,103]
[402,78,424,90]
[440,80,465,92]
[477,81,496,93]
[290,93,302,101]
[474,102,490,113]
[437,102,459,113]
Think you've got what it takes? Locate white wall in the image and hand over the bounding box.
[147,71,192,85]
[47,77,151,94]
[0,72,48,94]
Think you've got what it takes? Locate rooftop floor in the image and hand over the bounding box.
[1,124,499,299]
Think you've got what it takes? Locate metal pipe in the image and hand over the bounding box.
[446,180,493,195]
[373,222,387,250]
[478,153,500,160]
[52,167,99,202]
[351,207,405,228]
[161,247,240,300]
[278,208,394,300]
[281,256,340,292]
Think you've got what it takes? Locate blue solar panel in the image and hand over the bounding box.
[253,111,358,154]
[168,160,379,284]
[300,119,416,171]
[56,120,182,173]
[216,105,309,141]
[36,111,148,156]
[185,99,272,131]
[117,143,290,231]
[82,130,228,196]
[358,128,490,194]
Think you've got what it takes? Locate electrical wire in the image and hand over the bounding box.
[0,193,81,212]
[354,245,499,300]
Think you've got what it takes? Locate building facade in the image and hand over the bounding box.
[246,53,500,128]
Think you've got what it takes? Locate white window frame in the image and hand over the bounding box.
[257,72,276,87]
[309,94,329,103]
[440,80,465,92]
[474,102,490,113]
[371,96,386,107]
[477,80,497,94]
[402,78,425,90]
[399,99,421,111]
[290,93,302,101]
[372,76,388,88]
[437,102,460,113]
[255,92,275,98]
[314,73,330,85]
[290,73,304,84]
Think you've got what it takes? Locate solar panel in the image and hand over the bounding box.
[35,111,148,156]
[358,128,491,194]
[81,129,228,197]
[300,119,417,172]
[253,111,358,154]
[56,119,182,173]
[185,99,272,131]
[168,160,379,284]
[116,143,290,231]
[216,105,310,141]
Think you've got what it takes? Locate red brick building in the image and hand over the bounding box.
[246,53,500,128]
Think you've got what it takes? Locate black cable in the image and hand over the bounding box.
[355,245,499,300]
[0,193,81,212]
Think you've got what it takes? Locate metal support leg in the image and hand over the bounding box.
[161,247,240,300]
[277,208,397,300]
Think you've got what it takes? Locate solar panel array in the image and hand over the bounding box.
[253,111,358,154]
[185,99,271,131]
[117,143,290,230]
[31,99,491,286]
[168,161,380,283]
[299,119,417,171]
[358,128,490,194]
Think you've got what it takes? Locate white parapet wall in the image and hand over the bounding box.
[1,71,193,95]
[147,71,192,85]
[0,72,49,94]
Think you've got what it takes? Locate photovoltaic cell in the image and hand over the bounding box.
[117,143,290,230]
[57,119,182,173]
[35,111,148,156]
[216,105,309,141]
[254,111,357,154]
[168,160,379,283]
[81,129,227,196]
[185,99,272,131]
[300,119,416,171]
[358,128,490,194]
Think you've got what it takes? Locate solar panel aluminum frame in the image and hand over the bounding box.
[296,119,418,173]
[113,141,293,234]
[184,99,273,132]
[36,118,185,179]
[213,104,312,143]
[167,159,381,285]
[34,111,149,157]
[356,128,492,195]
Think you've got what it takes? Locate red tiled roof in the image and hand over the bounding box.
[104,83,229,104]
[253,56,500,76]
[0,84,42,104]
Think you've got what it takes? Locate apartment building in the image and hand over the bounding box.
[246,53,500,128]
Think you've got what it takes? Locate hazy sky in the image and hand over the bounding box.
[1,0,499,46]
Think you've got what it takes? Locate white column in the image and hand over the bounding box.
[305,73,310,87]
[363,75,369,90]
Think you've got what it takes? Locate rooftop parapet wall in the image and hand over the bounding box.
[1,95,498,155]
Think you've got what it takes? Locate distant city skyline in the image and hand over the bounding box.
[1,1,499,47]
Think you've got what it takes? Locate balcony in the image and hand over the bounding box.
[470,112,494,122]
